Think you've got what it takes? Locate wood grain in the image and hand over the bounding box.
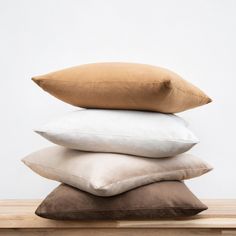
[0,199,236,235]
[0,228,233,236]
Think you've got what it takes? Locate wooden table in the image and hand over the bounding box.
[0,200,236,235]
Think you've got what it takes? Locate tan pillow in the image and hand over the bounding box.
[22,146,212,197]
[32,63,211,113]
[36,181,207,220]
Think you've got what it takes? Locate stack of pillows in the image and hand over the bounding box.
[22,63,213,220]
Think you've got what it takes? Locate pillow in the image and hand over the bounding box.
[35,109,198,158]
[22,146,212,196]
[32,62,212,113]
[35,181,207,220]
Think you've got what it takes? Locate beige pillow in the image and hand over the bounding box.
[22,146,212,196]
[32,63,211,113]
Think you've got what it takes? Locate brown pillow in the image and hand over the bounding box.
[32,63,211,113]
[35,181,207,220]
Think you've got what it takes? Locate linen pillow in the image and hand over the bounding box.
[22,146,212,196]
[32,62,212,113]
[36,181,207,220]
[35,109,198,158]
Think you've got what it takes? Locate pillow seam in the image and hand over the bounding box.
[38,207,205,213]
[23,160,211,194]
[36,78,209,100]
[37,131,198,144]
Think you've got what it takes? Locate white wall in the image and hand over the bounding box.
[0,0,235,199]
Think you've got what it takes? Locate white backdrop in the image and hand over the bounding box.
[0,0,235,199]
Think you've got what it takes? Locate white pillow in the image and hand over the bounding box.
[35,109,198,158]
[22,146,212,196]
